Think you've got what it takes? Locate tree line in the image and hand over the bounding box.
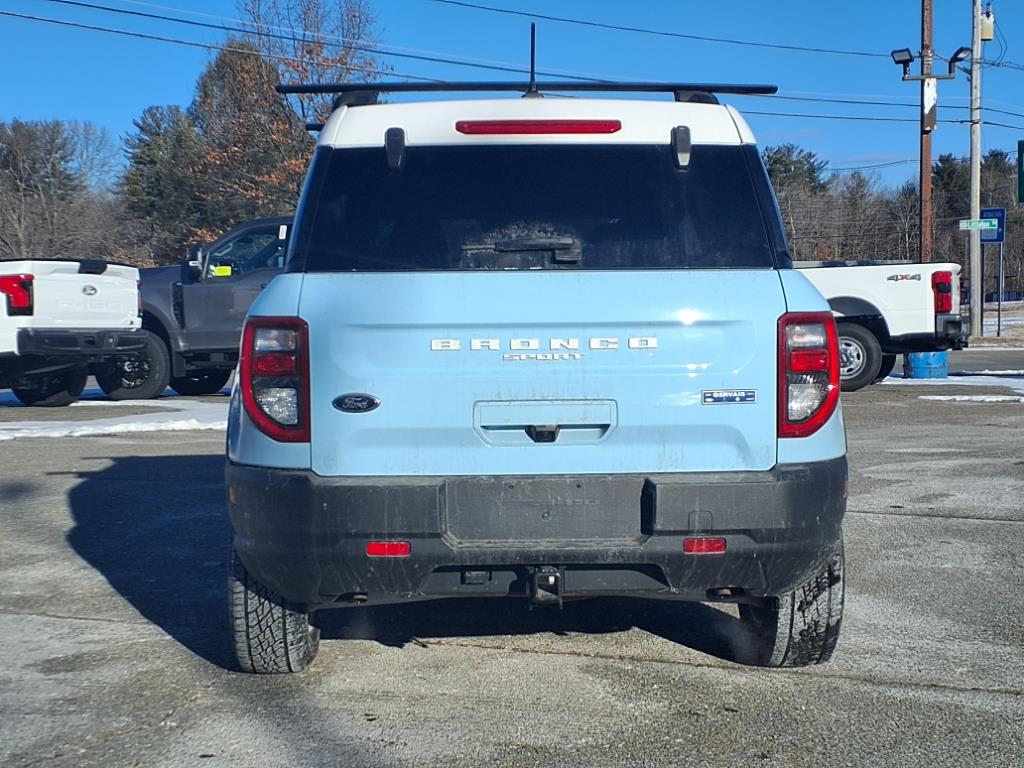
[1,1,1020,295]
[764,144,1023,294]
[0,0,380,266]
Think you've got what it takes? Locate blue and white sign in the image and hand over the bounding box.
[981,207,1006,243]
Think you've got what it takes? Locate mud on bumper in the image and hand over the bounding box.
[227,457,847,609]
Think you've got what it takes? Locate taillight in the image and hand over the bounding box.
[137,279,144,317]
[239,317,310,442]
[455,119,622,135]
[932,271,953,314]
[0,273,34,316]
[778,312,841,438]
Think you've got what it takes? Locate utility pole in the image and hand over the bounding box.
[968,2,993,338]
[969,0,983,335]
[920,0,936,263]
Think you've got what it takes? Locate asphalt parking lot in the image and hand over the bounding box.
[1,368,1022,767]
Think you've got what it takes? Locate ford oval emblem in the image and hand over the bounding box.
[332,393,381,413]
[82,285,98,296]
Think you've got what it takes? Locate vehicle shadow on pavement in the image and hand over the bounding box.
[64,454,234,668]
[319,594,758,666]
[62,453,756,669]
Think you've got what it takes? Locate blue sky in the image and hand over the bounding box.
[1,0,1022,186]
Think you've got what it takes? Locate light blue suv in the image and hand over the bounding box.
[226,81,847,673]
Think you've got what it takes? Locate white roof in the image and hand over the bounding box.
[318,97,757,148]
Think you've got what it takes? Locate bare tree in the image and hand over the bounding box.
[238,0,389,121]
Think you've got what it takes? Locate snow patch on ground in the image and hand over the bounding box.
[882,371,1024,400]
[0,392,228,441]
[918,394,1024,403]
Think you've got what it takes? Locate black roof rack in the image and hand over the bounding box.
[277,80,778,108]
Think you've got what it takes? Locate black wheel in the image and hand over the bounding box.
[12,365,88,407]
[230,547,319,674]
[837,323,882,392]
[873,354,898,383]
[739,545,845,668]
[94,330,171,400]
[170,369,232,397]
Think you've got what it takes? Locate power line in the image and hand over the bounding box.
[115,0,619,81]
[0,9,442,80]
[39,0,605,81]
[429,0,888,59]
[6,6,1024,133]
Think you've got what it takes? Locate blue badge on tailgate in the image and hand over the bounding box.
[702,389,757,404]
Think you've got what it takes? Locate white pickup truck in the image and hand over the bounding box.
[797,260,965,391]
[0,259,145,406]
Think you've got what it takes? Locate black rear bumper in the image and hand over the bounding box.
[16,328,145,360]
[886,314,966,353]
[227,458,847,609]
[0,328,145,386]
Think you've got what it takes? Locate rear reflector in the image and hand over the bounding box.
[683,537,727,554]
[455,119,622,135]
[366,541,411,558]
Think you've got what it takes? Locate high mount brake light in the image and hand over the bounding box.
[778,312,840,439]
[240,317,310,442]
[455,119,622,135]
[0,273,34,316]
[932,271,953,314]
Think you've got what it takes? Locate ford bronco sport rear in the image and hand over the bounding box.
[226,81,847,674]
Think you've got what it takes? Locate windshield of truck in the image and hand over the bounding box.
[296,144,775,272]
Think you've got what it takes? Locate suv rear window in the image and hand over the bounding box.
[295,144,774,272]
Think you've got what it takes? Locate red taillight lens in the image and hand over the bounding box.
[683,537,727,554]
[240,317,310,442]
[455,119,622,135]
[932,271,953,314]
[778,312,841,439]
[0,273,34,316]
[366,541,411,558]
[137,279,144,316]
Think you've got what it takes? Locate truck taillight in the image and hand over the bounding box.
[778,312,840,438]
[0,273,34,316]
[240,317,310,442]
[932,271,953,314]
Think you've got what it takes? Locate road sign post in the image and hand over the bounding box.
[1018,139,1023,204]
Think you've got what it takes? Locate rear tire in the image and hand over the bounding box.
[739,545,845,668]
[873,354,898,383]
[170,370,232,397]
[94,330,171,400]
[837,323,882,392]
[230,547,319,674]
[12,365,88,407]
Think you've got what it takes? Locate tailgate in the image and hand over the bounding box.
[302,270,785,477]
[25,261,139,329]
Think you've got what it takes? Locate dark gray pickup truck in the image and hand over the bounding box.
[95,217,291,399]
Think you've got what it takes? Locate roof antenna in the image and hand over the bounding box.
[523,23,542,98]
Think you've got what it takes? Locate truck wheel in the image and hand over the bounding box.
[739,545,844,668]
[170,370,232,397]
[94,331,171,400]
[230,547,319,674]
[11,365,88,407]
[873,354,898,383]
[837,323,882,392]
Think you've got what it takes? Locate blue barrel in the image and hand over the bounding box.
[903,351,948,379]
